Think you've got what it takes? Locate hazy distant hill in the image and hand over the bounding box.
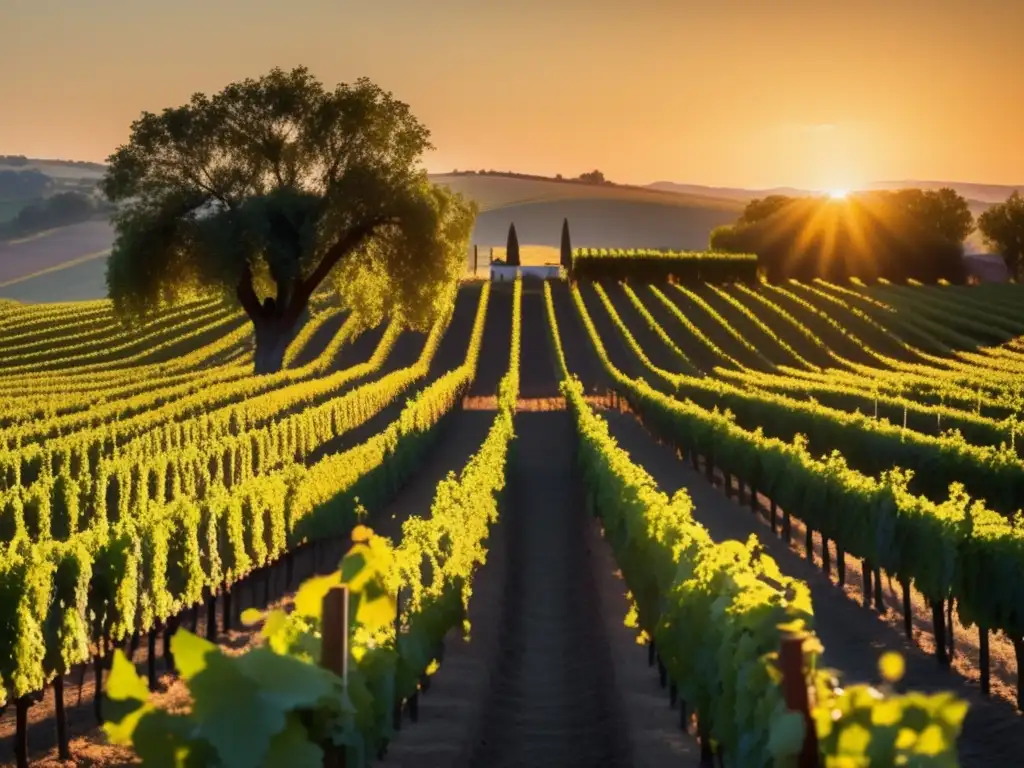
[647,181,811,201]
[866,180,1023,205]
[1,162,1014,301]
[648,179,1024,205]
[429,173,742,250]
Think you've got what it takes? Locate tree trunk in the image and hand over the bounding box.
[253,321,294,375]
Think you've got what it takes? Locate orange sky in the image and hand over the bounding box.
[2,0,1022,190]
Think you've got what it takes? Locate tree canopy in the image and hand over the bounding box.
[978,192,1024,280]
[711,188,971,283]
[5,191,103,237]
[102,66,477,373]
[0,169,51,200]
[885,187,973,246]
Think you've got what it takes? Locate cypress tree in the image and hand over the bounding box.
[560,218,572,275]
[506,222,520,266]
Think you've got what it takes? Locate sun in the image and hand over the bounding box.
[829,188,849,200]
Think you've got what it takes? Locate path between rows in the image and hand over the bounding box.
[381,286,698,767]
[466,408,631,768]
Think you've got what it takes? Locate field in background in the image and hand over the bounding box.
[0,219,114,301]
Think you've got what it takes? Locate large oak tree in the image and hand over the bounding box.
[102,67,477,373]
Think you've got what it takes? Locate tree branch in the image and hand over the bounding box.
[283,218,392,325]
[236,263,265,321]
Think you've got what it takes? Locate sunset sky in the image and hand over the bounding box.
[2,0,1022,191]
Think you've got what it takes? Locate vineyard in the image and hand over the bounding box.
[3,273,1024,767]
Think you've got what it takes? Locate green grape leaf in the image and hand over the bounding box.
[235,647,338,711]
[188,652,285,768]
[265,715,324,768]
[171,629,217,681]
[768,711,806,758]
[912,723,954,756]
[294,571,341,618]
[355,579,396,631]
[131,710,205,768]
[106,649,150,703]
[837,721,872,755]
[879,651,905,683]
[260,609,290,642]
[340,549,372,591]
[102,650,152,745]
[240,607,264,627]
[776,619,807,636]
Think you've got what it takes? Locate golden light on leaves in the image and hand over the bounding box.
[879,651,906,683]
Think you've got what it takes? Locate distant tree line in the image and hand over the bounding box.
[3,189,110,238]
[0,169,52,199]
[0,167,112,238]
[710,188,979,283]
[0,155,107,172]
[447,168,612,185]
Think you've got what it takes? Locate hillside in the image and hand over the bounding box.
[431,173,743,251]
[0,164,1013,302]
[1,172,744,301]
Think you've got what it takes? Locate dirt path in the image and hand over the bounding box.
[469,284,512,397]
[519,285,556,399]
[548,282,609,393]
[431,284,483,377]
[600,409,1024,767]
[461,293,696,768]
[466,409,630,768]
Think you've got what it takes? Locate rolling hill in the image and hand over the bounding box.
[0,162,1016,302]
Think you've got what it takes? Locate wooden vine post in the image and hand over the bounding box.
[321,585,350,768]
[779,633,820,768]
